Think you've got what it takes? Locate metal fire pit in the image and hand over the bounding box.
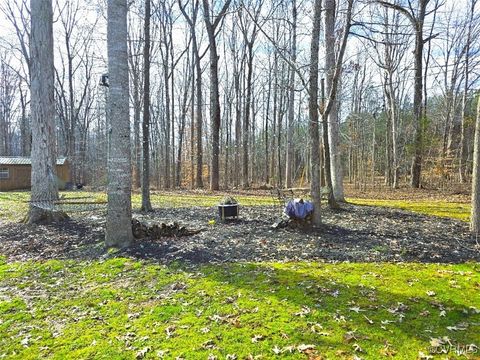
[218,204,239,221]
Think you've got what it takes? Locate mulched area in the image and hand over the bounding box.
[0,203,478,264]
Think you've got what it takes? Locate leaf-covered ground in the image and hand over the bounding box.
[0,203,478,264]
[0,190,479,359]
[0,189,472,223]
[0,258,479,359]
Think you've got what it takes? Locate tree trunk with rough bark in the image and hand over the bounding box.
[132,71,142,188]
[324,0,344,202]
[141,0,152,212]
[105,0,133,247]
[309,0,322,227]
[285,0,297,189]
[28,0,61,224]
[202,0,231,190]
[460,0,477,183]
[243,43,254,188]
[470,96,480,235]
[321,78,339,209]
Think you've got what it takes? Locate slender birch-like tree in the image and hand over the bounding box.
[141,0,153,211]
[309,0,322,227]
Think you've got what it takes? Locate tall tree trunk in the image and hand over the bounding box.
[387,75,399,188]
[285,0,297,189]
[460,0,476,183]
[470,96,480,235]
[271,52,278,184]
[132,72,142,188]
[179,0,202,188]
[209,37,221,191]
[321,78,339,209]
[265,69,271,184]
[202,0,231,190]
[105,0,133,247]
[190,46,195,188]
[19,85,30,156]
[309,0,322,227]
[163,64,171,189]
[378,0,429,188]
[195,43,204,188]
[324,0,345,201]
[242,44,254,188]
[410,26,424,188]
[171,41,176,188]
[141,0,152,212]
[176,60,190,187]
[28,0,59,223]
[234,69,241,187]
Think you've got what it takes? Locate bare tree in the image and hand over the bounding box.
[1,0,32,155]
[366,6,411,188]
[470,94,480,235]
[127,8,144,189]
[141,0,153,211]
[179,0,205,188]
[54,0,98,185]
[460,0,479,182]
[105,0,133,247]
[309,0,322,227]
[238,0,262,188]
[321,0,353,208]
[324,0,344,201]
[285,0,297,189]
[175,56,192,186]
[27,0,59,223]
[202,0,232,190]
[378,0,439,188]
[0,53,18,156]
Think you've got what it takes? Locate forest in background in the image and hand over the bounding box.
[1,0,479,193]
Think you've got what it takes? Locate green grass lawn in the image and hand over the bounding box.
[0,258,479,359]
[348,198,471,222]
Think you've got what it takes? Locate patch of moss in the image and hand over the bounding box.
[349,198,471,222]
[0,259,478,359]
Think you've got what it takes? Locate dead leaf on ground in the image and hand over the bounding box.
[251,334,265,343]
[353,343,363,353]
[135,347,150,359]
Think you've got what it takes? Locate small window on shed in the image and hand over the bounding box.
[0,168,9,179]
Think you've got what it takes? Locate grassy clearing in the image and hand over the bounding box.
[349,198,471,222]
[0,258,478,359]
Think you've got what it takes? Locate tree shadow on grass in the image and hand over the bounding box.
[174,261,480,358]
